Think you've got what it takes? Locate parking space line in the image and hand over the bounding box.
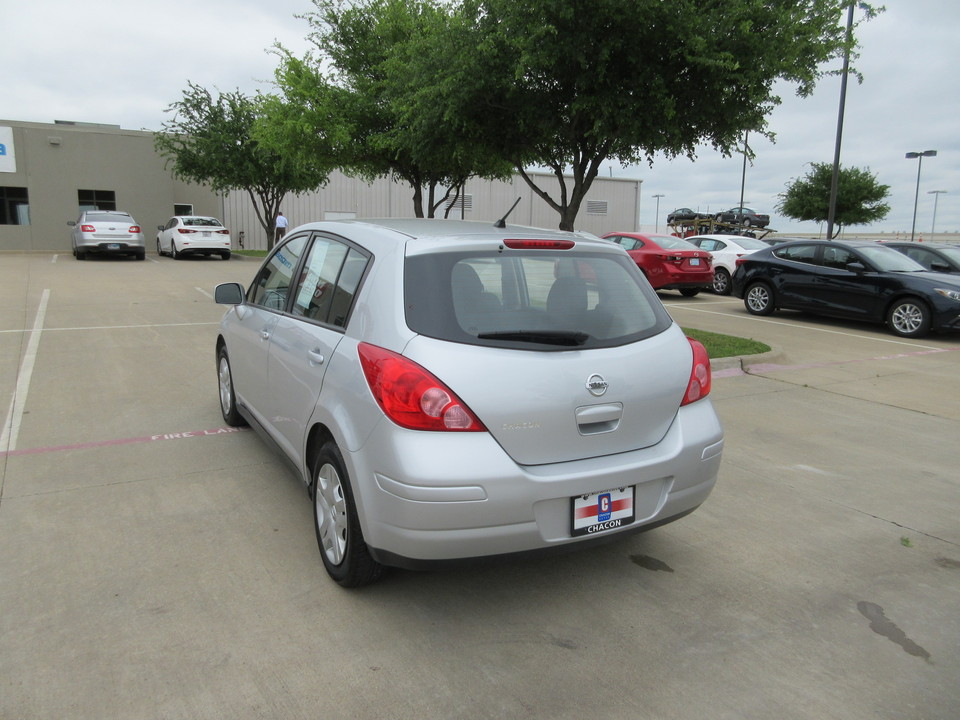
[0,322,218,335]
[670,304,944,351]
[1,289,50,453]
[0,425,250,459]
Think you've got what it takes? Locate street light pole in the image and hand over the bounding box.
[928,190,947,237]
[906,150,937,241]
[652,194,664,232]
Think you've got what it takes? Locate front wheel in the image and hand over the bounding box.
[156,238,164,256]
[744,282,775,316]
[887,297,931,338]
[217,346,247,427]
[712,267,731,295]
[171,241,180,259]
[312,442,383,587]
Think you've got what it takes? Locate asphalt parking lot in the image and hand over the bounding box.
[2,251,958,720]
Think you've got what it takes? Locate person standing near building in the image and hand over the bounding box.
[274,211,288,244]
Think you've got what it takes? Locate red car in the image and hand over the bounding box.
[602,232,714,297]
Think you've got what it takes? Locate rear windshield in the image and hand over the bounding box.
[405,250,672,350]
[86,212,132,223]
[183,217,222,227]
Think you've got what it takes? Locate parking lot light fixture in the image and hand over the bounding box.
[928,190,947,237]
[906,150,937,241]
[652,194,665,232]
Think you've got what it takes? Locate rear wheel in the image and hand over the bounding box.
[679,288,700,297]
[712,267,731,295]
[312,441,383,587]
[744,282,775,316]
[887,297,931,338]
[221,251,231,261]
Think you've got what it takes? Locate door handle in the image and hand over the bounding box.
[308,350,325,365]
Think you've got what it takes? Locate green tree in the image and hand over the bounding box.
[777,162,890,236]
[268,0,512,219]
[429,0,880,230]
[155,82,333,249]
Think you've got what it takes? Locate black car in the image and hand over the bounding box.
[731,239,960,338]
[666,207,710,224]
[715,206,770,228]
[883,243,960,274]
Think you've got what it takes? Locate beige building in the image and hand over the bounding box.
[1,118,643,253]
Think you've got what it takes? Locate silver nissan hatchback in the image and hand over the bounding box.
[215,219,723,586]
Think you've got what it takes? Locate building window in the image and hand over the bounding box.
[78,189,116,211]
[174,203,193,215]
[586,200,608,215]
[0,186,30,225]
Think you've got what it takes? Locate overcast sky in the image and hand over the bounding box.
[3,0,956,236]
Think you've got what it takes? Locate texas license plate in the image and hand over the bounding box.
[571,486,635,536]
[689,258,700,266]
[107,244,120,249]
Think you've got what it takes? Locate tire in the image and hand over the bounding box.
[712,267,732,295]
[743,218,753,228]
[744,281,775,316]
[157,238,164,256]
[171,241,180,260]
[217,346,247,427]
[679,288,700,297]
[221,251,231,261]
[76,249,86,261]
[312,441,383,587]
[887,297,931,338]
[135,249,145,261]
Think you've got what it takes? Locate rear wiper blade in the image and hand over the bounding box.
[476,330,589,346]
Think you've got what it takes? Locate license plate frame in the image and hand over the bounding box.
[689,257,701,266]
[571,486,635,536]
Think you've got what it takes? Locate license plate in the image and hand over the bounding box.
[689,258,700,266]
[107,243,120,249]
[202,231,211,237]
[571,486,635,536]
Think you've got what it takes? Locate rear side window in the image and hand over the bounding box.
[405,251,672,350]
[774,244,819,265]
[290,236,368,328]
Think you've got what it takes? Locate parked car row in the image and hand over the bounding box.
[68,211,233,261]
[603,227,960,339]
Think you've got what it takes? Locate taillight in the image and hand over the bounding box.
[503,239,575,250]
[80,224,96,232]
[178,228,196,234]
[215,229,230,235]
[129,225,141,233]
[681,338,712,406]
[735,257,749,268]
[358,343,487,432]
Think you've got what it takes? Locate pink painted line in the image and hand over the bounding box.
[0,425,250,458]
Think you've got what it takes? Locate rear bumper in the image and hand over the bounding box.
[76,240,144,254]
[347,399,724,566]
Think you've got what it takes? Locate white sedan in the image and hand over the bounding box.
[687,234,771,295]
[157,216,232,260]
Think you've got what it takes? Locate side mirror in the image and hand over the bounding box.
[214,282,245,305]
[67,220,76,226]
[157,225,165,231]
[930,262,950,272]
[845,262,866,274]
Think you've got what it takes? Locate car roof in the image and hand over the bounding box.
[687,234,758,241]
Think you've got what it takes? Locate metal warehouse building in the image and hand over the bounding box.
[1,119,643,253]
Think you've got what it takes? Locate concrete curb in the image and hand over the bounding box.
[711,345,785,373]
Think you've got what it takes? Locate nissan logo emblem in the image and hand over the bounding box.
[586,374,608,397]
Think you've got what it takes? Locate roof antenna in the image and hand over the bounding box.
[494,197,521,228]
